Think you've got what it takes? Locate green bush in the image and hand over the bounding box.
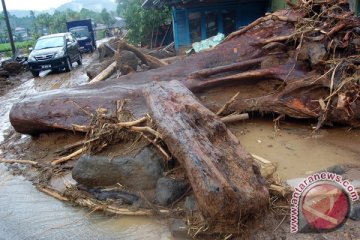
[118,0,171,45]
[0,41,35,53]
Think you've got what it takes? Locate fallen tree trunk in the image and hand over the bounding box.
[9,1,360,134]
[144,80,269,230]
[89,62,117,84]
[118,41,168,69]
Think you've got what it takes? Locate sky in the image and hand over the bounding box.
[1,0,72,11]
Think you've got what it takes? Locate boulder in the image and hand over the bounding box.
[86,58,114,80]
[350,203,360,221]
[115,50,140,74]
[72,146,164,190]
[155,177,189,206]
[98,40,117,62]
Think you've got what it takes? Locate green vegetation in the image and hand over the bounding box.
[0,8,116,44]
[117,0,171,45]
[0,41,34,53]
[96,30,106,40]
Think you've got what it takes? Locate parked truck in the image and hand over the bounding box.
[66,19,96,53]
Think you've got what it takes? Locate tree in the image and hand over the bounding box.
[118,0,171,45]
[116,0,131,16]
[36,13,52,34]
[100,8,114,27]
[49,11,67,33]
[29,10,39,39]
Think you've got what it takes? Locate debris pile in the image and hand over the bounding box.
[0,57,28,96]
[87,38,168,83]
[4,0,360,237]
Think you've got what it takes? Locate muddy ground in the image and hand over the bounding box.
[0,49,359,239]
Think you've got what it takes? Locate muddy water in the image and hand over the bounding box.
[230,120,360,180]
[0,165,171,240]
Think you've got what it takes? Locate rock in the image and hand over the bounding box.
[89,189,140,205]
[169,218,188,239]
[72,146,164,189]
[98,38,118,62]
[115,50,140,74]
[86,58,114,80]
[326,165,347,175]
[184,195,198,214]
[350,203,360,221]
[155,177,189,206]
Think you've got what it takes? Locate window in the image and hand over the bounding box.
[222,9,236,36]
[205,11,218,38]
[34,37,64,50]
[189,12,202,43]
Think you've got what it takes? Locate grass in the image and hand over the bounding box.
[0,41,35,54]
[96,30,106,40]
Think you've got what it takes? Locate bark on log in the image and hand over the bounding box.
[118,41,167,69]
[8,15,294,134]
[144,80,269,230]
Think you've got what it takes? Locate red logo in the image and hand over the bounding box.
[301,182,350,231]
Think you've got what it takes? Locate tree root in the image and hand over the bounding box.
[225,13,299,41]
[217,92,240,115]
[51,147,86,165]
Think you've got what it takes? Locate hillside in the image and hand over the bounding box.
[9,0,116,17]
[56,0,117,12]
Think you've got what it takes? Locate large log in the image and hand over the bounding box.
[9,1,360,134]
[144,80,269,230]
[7,10,299,134]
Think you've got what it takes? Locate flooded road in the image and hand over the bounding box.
[0,165,171,240]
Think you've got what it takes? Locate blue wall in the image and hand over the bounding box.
[172,1,268,50]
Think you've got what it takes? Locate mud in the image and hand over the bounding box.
[230,119,360,180]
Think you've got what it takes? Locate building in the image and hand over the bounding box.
[143,0,360,53]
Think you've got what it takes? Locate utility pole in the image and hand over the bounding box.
[1,0,16,58]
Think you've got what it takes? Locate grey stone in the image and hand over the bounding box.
[350,203,360,221]
[116,50,139,73]
[86,58,114,79]
[72,146,164,190]
[155,177,189,206]
[184,195,198,214]
[169,218,188,239]
[326,165,347,175]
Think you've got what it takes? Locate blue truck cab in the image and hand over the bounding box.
[66,19,96,53]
